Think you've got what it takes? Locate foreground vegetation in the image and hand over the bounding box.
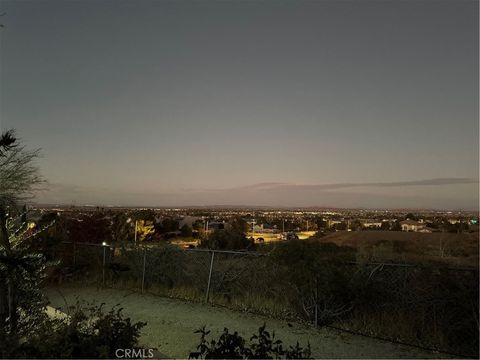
[47,286,441,359]
[0,131,149,358]
[0,130,319,359]
[36,202,479,358]
[1,303,146,358]
[49,239,479,358]
[189,324,311,359]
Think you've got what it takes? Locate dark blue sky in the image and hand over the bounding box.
[0,0,478,209]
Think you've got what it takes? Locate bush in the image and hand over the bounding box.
[181,224,193,237]
[189,324,311,359]
[268,241,356,324]
[200,229,254,250]
[1,303,146,359]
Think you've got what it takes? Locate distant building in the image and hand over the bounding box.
[400,220,427,232]
[326,219,343,228]
[361,220,383,229]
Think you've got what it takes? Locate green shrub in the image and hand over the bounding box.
[1,303,146,359]
[189,324,311,359]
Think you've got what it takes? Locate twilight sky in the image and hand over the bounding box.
[0,0,478,209]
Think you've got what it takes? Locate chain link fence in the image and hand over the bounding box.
[48,241,479,358]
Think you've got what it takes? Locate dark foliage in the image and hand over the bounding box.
[50,238,479,357]
[66,214,112,244]
[200,229,254,250]
[269,241,356,325]
[228,217,250,234]
[1,303,146,359]
[181,224,193,237]
[156,218,180,234]
[189,324,311,359]
[0,129,17,156]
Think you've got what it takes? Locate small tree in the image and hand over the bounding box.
[380,221,390,230]
[0,130,44,340]
[136,220,155,242]
[0,131,150,358]
[200,229,253,250]
[228,216,249,234]
[180,224,193,237]
[111,213,133,247]
[350,220,363,231]
[391,220,402,231]
[405,213,417,221]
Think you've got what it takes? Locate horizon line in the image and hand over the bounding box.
[31,202,479,213]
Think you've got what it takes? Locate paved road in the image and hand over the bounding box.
[45,286,448,359]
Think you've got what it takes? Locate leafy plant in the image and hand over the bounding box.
[0,130,149,358]
[189,323,311,359]
[136,220,155,242]
[0,302,147,359]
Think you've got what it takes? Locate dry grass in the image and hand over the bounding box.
[45,286,445,359]
[49,238,479,358]
[319,231,479,267]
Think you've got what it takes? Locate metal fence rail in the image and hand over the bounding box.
[50,241,479,358]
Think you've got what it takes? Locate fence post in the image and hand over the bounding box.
[141,247,147,294]
[314,277,318,328]
[73,241,76,266]
[102,245,106,287]
[205,250,215,303]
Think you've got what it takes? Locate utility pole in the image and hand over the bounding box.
[306,220,309,232]
[134,220,138,247]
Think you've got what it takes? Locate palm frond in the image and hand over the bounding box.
[0,130,18,157]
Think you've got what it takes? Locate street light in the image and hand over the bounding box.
[101,241,108,287]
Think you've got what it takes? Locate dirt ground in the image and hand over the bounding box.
[45,286,449,359]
